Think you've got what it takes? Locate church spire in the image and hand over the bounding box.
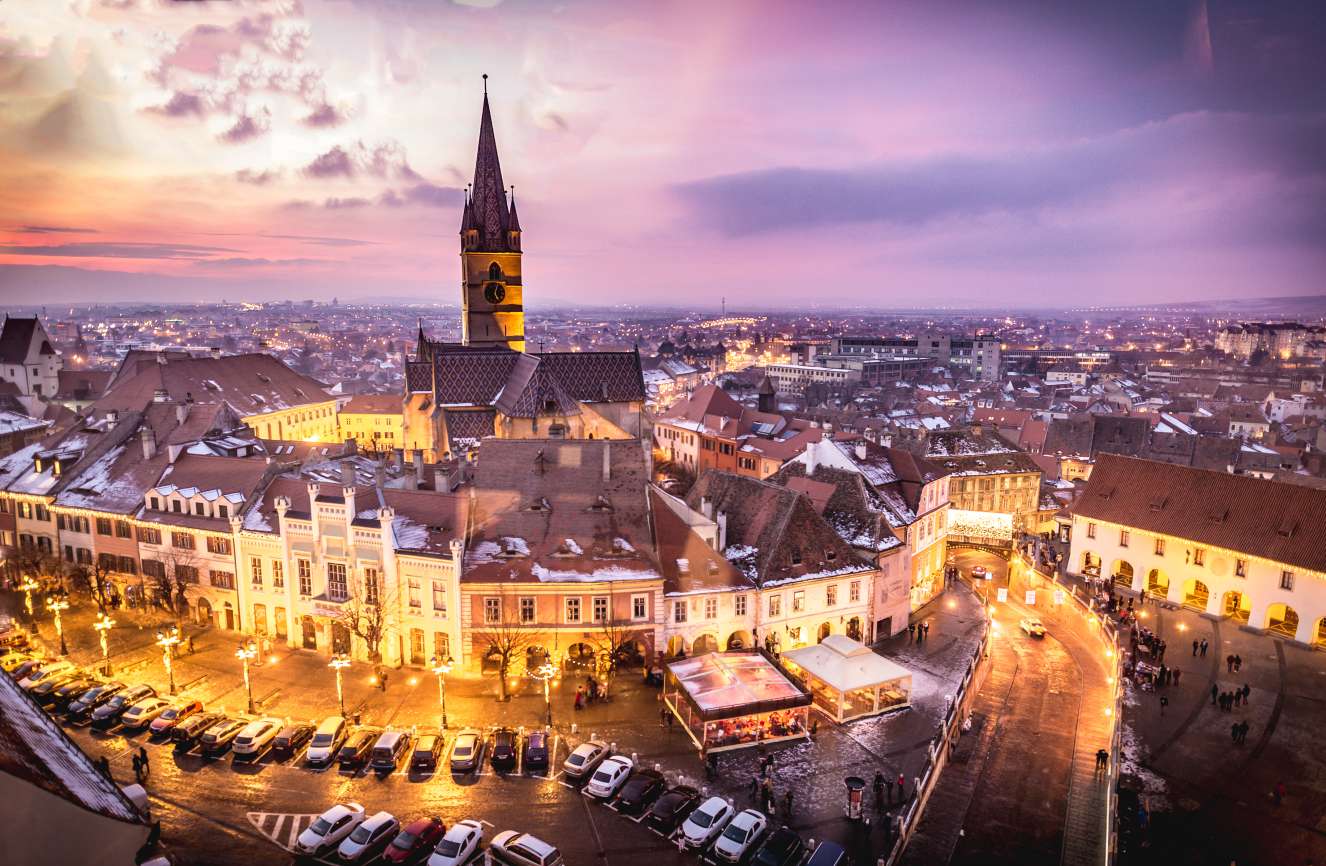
[469,74,511,251]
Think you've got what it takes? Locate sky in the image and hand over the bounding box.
[0,0,1324,310]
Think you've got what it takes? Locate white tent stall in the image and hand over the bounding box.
[781,635,913,722]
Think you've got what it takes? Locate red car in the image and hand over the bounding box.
[382,817,445,864]
[150,699,204,736]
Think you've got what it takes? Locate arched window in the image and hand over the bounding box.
[488,262,502,280]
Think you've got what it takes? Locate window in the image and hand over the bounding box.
[76,547,91,564]
[327,562,347,600]
[435,632,450,659]
[704,597,717,620]
[149,497,160,511]
[1154,538,1165,556]
[592,596,609,623]
[1193,548,1205,567]
[207,536,231,555]
[768,594,782,618]
[734,594,747,617]
[632,594,648,621]
[96,517,112,535]
[1086,522,1096,539]
[141,559,165,579]
[194,502,205,516]
[565,598,581,623]
[17,502,31,519]
[517,596,535,623]
[1280,571,1294,591]
[790,548,802,566]
[137,526,161,545]
[673,600,687,624]
[118,556,137,575]
[1235,558,1247,577]
[115,520,132,538]
[408,579,421,609]
[365,569,380,605]
[209,570,234,589]
[174,564,199,584]
[826,584,838,606]
[35,505,48,522]
[272,560,284,588]
[63,544,73,562]
[250,557,263,587]
[849,581,861,603]
[432,581,447,614]
[218,505,228,519]
[792,590,805,613]
[171,531,194,550]
[484,597,501,624]
[1119,530,1129,548]
[171,500,182,513]
[297,559,311,595]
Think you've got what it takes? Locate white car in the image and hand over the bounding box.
[18,660,74,690]
[428,818,484,866]
[337,810,399,863]
[585,755,633,799]
[712,808,767,862]
[119,697,172,730]
[1019,617,1046,638]
[680,796,734,849]
[562,740,608,780]
[293,802,365,855]
[489,831,563,866]
[231,718,283,756]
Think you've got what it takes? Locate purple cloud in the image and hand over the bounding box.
[302,103,346,127]
[220,108,271,143]
[15,225,99,234]
[236,168,280,185]
[0,242,238,259]
[148,91,206,117]
[303,140,420,180]
[304,145,356,178]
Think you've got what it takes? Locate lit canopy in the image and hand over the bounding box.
[782,635,913,722]
[667,652,809,720]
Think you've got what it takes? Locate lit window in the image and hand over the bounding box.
[1280,571,1294,591]
[484,597,500,624]
[565,598,581,624]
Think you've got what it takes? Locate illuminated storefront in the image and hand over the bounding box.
[782,635,913,723]
[663,652,812,754]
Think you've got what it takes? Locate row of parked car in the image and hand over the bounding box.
[292,807,555,866]
[296,715,554,776]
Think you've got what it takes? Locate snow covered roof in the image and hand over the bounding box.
[667,652,810,718]
[783,636,913,693]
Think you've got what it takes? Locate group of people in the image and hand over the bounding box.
[870,770,911,810]
[573,675,607,709]
[1212,683,1251,712]
[907,621,932,643]
[747,745,795,817]
[1225,653,1245,673]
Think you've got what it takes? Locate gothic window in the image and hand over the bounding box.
[488,262,502,280]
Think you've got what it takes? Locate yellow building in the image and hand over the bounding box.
[338,394,404,454]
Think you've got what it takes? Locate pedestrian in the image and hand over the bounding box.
[1173,669,1181,687]
[1191,640,1198,657]
[783,789,793,818]
[1231,722,1240,744]
[131,753,142,783]
[96,755,112,779]
[1211,684,1218,706]
[1159,695,1168,716]
[1242,684,1250,703]
[1200,638,1208,657]
[1227,654,1235,673]
[751,774,761,798]
[666,711,674,731]
[138,746,150,779]
[1239,721,1250,744]
[898,773,906,801]
[380,670,388,692]
[873,771,885,810]
[1234,654,1242,672]
[908,624,916,642]
[574,687,584,710]
[1095,748,1108,771]
[925,622,932,639]
[187,635,195,655]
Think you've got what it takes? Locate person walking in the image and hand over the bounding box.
[1172,668,1181,687]
[1199,638,1208,657]
[574,687,584,710]
[783,789,794,819]
[1191,640,1199,656]
[751,774,761,798]
[1242,683,1251,703]
[1231,722,1240,744]
[1234,654,1242,672]
[1239,721,1250,744]
[96,755,112,779]
[1211,683,1218,706]
[138,747,150,780]
[1095,748,1108,772]
[1159,695,1169,716]
[898,773,906,802]
[873,772,885,811]
[131,753,142,784]
[908,624,916,642]
[1226,654,1235,673]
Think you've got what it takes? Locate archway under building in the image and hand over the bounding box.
[196,598,213,627]
[564,642,596,671]
[1081,551,1101,577]
[1314,618,1326,649]
[817,622,832,643]
[1265,603,1299,639]
[1223,591,1250,623]
[525,645,551,673]
[666,635,690,658]
[614,639,647,667]
[692,634,719,655]
[1181,579,1209,612]
[726,630,752,651]
[301,616,317,650]
[846,617,863,642]
[1146,569,1169,600]
[1111,560,1134,588]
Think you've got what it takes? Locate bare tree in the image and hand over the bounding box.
[69,555,116,612]
[470,587,535,702]
[586,589,648,698]
[336,570,394,662]
[10,546,64,591]
[157,547,201,622]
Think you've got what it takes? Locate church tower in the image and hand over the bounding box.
[459,76,524,352]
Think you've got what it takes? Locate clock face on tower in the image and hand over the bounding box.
[483,282,506,304]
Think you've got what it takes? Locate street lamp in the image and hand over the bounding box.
[531,661,557,727]
[156,627,180,695]
[329,654,351,717]
[19,576,39,631]
[430,654,454,729]
[46,594,70,656]
[93,612,115,676]
[236,641,258,714]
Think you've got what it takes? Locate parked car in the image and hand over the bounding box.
[370,730,412,773]
[150,700,204,737]
[67,681,124,720]
[91,684,155,727]
[306,716,349,766]
[751,827,806,866]
[293,802,366,855]
[382,816,446,864]
[521,730,549,772]
[9,657,45,680]
[490,728,518,772]
[680,797,734,849]
[428,819,484,866]
[30,670,86,703]
[713,809,768,863]
[562,740,608,781]
[338,729,378,770]
[449,729,483,773]
[50,675,98,708]
[0,651,32,673]
[805,840,850,866]
[616,768,666,813]
[1019,617,1046,638]
[338,810,400,863]
[489,831,564,866]
[119,697,172,730]
[411,734,444,772]
[586,755,634,799]
[200,717,246,756]
[232,718,283,757]
[19,659,74,690]
[646,785,701,833]
[172,712,225,749]
[272,722,315,759]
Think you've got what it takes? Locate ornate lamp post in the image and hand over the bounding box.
[156,626,181,695]
[19,576,40,631]
[329,654,351,717]
[93,612,115,676]
[46,593,70,656]
[236,641,258,714]
[530,661,557,727]
[430,653,454,729]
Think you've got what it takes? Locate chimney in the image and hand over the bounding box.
[175,403,189,425]
[340,461,355,486]
[140,427,156,460]
[700,496,713,519]
[105,409,119,425]
[413,450,425,488]
[855,442,867,461]
[717,510,728,550]
[602,442,611,482]
[152,388,170,403]
[375,461,386,490]
[393,448,404,471]
[210,347,221,360]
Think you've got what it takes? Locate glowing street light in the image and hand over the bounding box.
[236,641,258,714]
[430,654,454,729]
[156,627,181,695]
[530,660,557,727]
[19,576,39,621]
[93,612,115,676]
[329,654,351,717]
[46,594,70,656]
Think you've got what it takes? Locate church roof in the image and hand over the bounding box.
[469,83,513,251]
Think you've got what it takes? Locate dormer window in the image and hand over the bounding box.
[172,500,182,513]
[150,497,160,511]
[218,505,228,519]
[194,502,205,516]
[790,548,802,566]
[826,549,837,561]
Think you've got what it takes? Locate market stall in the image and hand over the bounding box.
[781,635,912,723]
[663,652,812,754]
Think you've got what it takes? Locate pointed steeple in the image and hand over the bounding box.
[469,74,511,250]
[507,186,521,233]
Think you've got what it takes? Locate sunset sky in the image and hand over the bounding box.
[1,0,1323,309]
